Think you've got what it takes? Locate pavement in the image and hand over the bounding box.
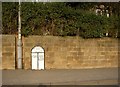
[2,68,118,85]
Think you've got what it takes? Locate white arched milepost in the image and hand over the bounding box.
[31,46,44,70]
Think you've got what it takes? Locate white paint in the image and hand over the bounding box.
[100,10,102,15]
[32,53,38,70]
[38,53,44,69]
[106,32,108,36]
[95,9,99,15]
[32,46,44,53]
[107,13,109,18]
[32,46,44,70]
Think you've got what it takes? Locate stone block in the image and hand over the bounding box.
[2,43,12,46]
[25,43,33,46]
[2,52,13,56]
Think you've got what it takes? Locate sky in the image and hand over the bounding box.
[1,0,120,2]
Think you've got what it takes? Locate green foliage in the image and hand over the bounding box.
[2,2,18,34]
[2,2,119,38]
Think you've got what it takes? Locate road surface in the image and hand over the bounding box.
[2,68,118,85]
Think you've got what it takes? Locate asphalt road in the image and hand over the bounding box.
[2,68,118,85]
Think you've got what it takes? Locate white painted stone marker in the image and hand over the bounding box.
[32,46,44,70]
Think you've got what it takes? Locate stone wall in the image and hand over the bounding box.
[22,36,118,69]
[2,35,118,69]
[2,35,16,69]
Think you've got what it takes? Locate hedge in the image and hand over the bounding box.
[2,2,119,38]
